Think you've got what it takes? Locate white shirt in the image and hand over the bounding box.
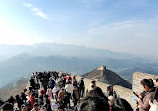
[52,86,60,94]
[65,83,73,93]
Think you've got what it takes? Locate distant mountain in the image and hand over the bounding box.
[0,52,158,87]
[0,43,139,61]
[0,54,103,87]
[118,66,158,83]
[83,66,132,89]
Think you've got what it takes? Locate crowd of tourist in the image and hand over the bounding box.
[0,71,157,111]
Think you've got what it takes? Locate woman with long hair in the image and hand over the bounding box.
[137,79,155,111]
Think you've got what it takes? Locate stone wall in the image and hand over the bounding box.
[113,85,136,108]
[76,72,158,108]
[75,75,136,108]
[26,72,157,109]
[133,72,158,93]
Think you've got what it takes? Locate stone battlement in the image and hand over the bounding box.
[75,75,136,108]
[133,72,158,93]
[75,72,158,108]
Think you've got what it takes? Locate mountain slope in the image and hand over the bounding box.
[83,66,132,89]
[0,77,29,101]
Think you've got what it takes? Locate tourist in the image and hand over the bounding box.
[115,98,133,111]
[30,77,36,90]
[7,96,15,105]
[39,90,45,106]
[65,74,72,82]
[107,86,113,96]
[149,83,158,111]
[29,93,36,109]
[65,80,73,108]
[72,86,80,106]
[43,95,51,111]
[63,91,71,109]
[78,78,85,97]
[73,75,78,87]
[15,95,23,110]
[90,80,108,101]
[0,103,13,111]
[78,96,109,111]
[57,97,65,111]
[0,98,4,107]
[21,89,27,103]
[31,103,39,111]
[21,104,28,111]
[48,77,55,89]
[39,105,47,111]
[108,96,122,111]
[46,87,52,99]
[0,70,139,111]
[52,84,60,101]
[58,88,66,101]
[137,79,155,111]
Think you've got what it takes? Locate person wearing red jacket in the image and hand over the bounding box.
[29,93,36,109]
[65,74,72,81]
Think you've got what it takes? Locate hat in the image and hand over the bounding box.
[91,80,96,84]
[40,90,45,95]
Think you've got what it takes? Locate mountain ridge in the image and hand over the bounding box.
[0,43,158,87]
[0,53,158,87]
[0,43,139,61]
[83,66,132,89]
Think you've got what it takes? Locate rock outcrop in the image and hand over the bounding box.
[83,66,132,89]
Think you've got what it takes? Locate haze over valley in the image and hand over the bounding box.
[0,43,158,87]
[0,0,158,88]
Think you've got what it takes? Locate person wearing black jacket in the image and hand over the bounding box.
[78,78,85,97]
[7,96,15,105]
[44,95,51,111]
[30,77,35,90]
[90,80,108,101]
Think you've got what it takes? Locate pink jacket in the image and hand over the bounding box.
[138,91,154,111]
[46,89,52,98]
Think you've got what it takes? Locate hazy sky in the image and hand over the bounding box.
[0,0,158,57]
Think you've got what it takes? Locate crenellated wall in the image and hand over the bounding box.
[113,85,135,108]
[25,72,157,109]
[75,75,136,108]
[76,72,158,108]
[133,72,158,93]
